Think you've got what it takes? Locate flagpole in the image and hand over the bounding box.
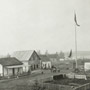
[74,11,80,71]
[75,20,78,69]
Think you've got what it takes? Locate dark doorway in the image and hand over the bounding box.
[12,68,15,75]
[34,64,35,70]
[31,65,33,71]
[37,64,38,68]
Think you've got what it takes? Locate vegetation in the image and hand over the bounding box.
[45,78,90,85]
[59,51,65,59]
[31,80,46,90]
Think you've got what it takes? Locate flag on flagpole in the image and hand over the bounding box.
[68,50,72,58]
[74,12,80,26]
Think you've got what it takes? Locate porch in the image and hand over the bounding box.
[3,65,23,77]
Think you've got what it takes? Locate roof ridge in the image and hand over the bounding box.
[14,50,35,52]
[12,50,35,61]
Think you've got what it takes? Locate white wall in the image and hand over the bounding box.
[18,68,23,74]
[4,67,23,76]
[3,67,8,76]
[0,66,12,76]
[42,61,51,69]
[7,68,12,76]
[22,61,30,72]
[0,64,3,76]
[84,62,90,71]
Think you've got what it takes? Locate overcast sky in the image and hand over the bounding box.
[0,0,90,55]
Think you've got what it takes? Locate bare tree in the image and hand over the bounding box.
[6,53,11,58]
[37,50,41,55]
[45,50,49,56]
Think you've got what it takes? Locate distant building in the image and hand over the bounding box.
[0,57,23,76]
[59,58,65,61]
[12,50,41,73]
[65,51,90,59]
[47,54,60,62]
[84,62,90,71]
[39,55,51,69]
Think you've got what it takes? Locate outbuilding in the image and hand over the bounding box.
[39,55,51,69]
[84,62,90,71]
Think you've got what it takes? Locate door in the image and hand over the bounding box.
[12,68,15,75]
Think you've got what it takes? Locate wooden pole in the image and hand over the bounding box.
[75,21,78,69]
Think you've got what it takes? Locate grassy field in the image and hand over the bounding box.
[51,60,74,72]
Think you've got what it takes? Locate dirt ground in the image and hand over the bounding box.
[0,69,66,89]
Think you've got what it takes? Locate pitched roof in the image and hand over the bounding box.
[39,55,50,62]
[11,50,35,61]
[0,57,23,66]
[47,54,60,60]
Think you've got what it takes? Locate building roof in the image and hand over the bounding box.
[47,54,60,60]
[11,50,35,61]
[0,57,23,66]
[39,55,50,62]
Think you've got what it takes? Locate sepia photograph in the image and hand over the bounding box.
[0,0,90,90]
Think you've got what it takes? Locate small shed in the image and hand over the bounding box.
[84,62,90,71]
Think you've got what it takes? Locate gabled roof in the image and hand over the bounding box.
[11,50,35,61]
[0,57,23,66]
[39,55,50,62]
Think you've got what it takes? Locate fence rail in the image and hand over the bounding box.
[74,83,90,90]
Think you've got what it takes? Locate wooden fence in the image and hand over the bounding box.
[12,83,73,90]
[0,87,16,90]
[0,83,90,90]
[37,77,90,90]
[16,83,90,90]
[40,83,74,90]
[33,76,90,90]
[74,83,90,90]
